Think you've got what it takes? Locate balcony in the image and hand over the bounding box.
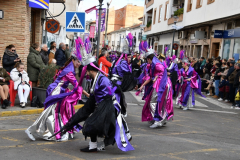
[145,0,154,8]
[144,26,152,32]
[168,14,183,25]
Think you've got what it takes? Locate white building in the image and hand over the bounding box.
[108,23,142,52]
[143,0,240,59]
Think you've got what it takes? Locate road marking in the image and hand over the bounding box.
[43,148,85,160]
[0,128,26,132]
[0,145,23,148]
[2,136,19,142]
[98,148,219,160]
[198,96,231,109]
[190,108,238,114]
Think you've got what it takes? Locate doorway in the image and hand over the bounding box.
[203,45,209,58]
[212,43,220,58]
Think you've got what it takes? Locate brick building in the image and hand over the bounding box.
[0,0,43,65]
[102,4,144,47]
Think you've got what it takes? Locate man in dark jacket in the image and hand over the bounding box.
[65,44,71,61]
[229,64,238,106]
[39,44,49,65]
[132,52,143,78]
[226,60,235,79]
[55,43,66,67]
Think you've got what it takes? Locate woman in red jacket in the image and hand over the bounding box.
[98,50,112,76]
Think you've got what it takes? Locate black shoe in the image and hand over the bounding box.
[80,147,97,152]
[3,99,10,107]
[1,103,6,109]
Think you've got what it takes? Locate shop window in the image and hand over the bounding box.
[153,8,157,25]
[187,0,193,12]
[158,5,163,23]
[222,39,231,60]
[164,1,169,21]
[234,39,240,60]
[196,0,203,9]
[207,0,215,5]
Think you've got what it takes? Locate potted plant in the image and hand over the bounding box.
[32,65,59,103]
[174,8,184,16]
[146,20,152,28]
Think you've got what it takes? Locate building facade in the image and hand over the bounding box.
[143,0,240,59]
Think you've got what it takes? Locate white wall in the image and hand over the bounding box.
[143,0,240,36]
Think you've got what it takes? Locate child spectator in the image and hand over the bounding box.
[218,76,227,101]
[10,62,31,108]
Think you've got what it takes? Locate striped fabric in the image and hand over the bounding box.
[29,0,49,9]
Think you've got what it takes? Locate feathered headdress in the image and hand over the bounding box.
[74,37,95,66]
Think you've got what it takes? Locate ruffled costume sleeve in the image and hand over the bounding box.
[190,70,198,89]
[153,63,165,90]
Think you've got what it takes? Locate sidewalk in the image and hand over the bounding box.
[0,104,84,117]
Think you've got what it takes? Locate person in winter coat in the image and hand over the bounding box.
[0,65,11,109]
[98,50,112,76]
[201,68,210,94]
[27,43,45,87]
[65,44,71,61]
[2,44,21,73]
[205,58,213,73]
[39,44,49,65]
[10,62,30,108]
[55,43,66,67]
[229,64,238,107]
[213,63,221,98]
[218,76,228,101]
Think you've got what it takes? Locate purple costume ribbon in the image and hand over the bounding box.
[44,62,77,109]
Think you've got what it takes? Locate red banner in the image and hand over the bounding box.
[89,26,95,38]
[85,6,97,14]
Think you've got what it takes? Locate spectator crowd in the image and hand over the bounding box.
[1,42,240,110]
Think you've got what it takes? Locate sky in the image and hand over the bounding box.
[78,0,145,21]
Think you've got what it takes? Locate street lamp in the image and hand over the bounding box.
[96,0,104,61]
[104,0,112,48]
[119,33,121,51]
[171,16,179,56]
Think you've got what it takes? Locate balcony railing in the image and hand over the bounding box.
[168,14,183,25]
[146,0,154,8]
[144,26,152,32]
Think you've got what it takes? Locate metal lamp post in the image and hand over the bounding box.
[104,0,112,48]
[171,16,178,56]
[119,33,121,51]
[96,0,104,61]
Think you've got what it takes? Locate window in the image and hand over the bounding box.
[158,5,163,23]
[164,1,169,21]
[234,39,240,58]
[196,0,203,9]
[222,39,231,60]
[153,8,157,24]
[207,0,215,5]
[227,22,233,30]
[235,19,240,28]
[187,0,193,12]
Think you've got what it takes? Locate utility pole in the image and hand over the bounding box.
[104,0,112,48]
[97,0,104,61]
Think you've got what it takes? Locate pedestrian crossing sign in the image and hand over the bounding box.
[66,12,85,33]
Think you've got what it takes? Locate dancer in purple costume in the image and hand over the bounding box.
[25,56,89,141]
[176,58,205,110]
[56,61,134,152]
[138,49,174,128]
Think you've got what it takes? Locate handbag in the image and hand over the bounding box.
[235,92,240,101]
[31,96,44,108]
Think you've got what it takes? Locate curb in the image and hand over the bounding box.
[0,104,84,117]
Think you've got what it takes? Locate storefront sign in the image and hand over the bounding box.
[214,30,223,38]
[142,35,147,40]
[214,28,240,39]
[96,8,106,32]
[29,0,49,9]
[190,39,198,44]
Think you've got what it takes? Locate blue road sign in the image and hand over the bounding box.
[66,12,85,33]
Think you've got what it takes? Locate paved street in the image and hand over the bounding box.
[1,92,240,160]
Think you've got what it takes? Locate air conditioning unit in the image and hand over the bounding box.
[190,34,195,40]
[178,31,185,39]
